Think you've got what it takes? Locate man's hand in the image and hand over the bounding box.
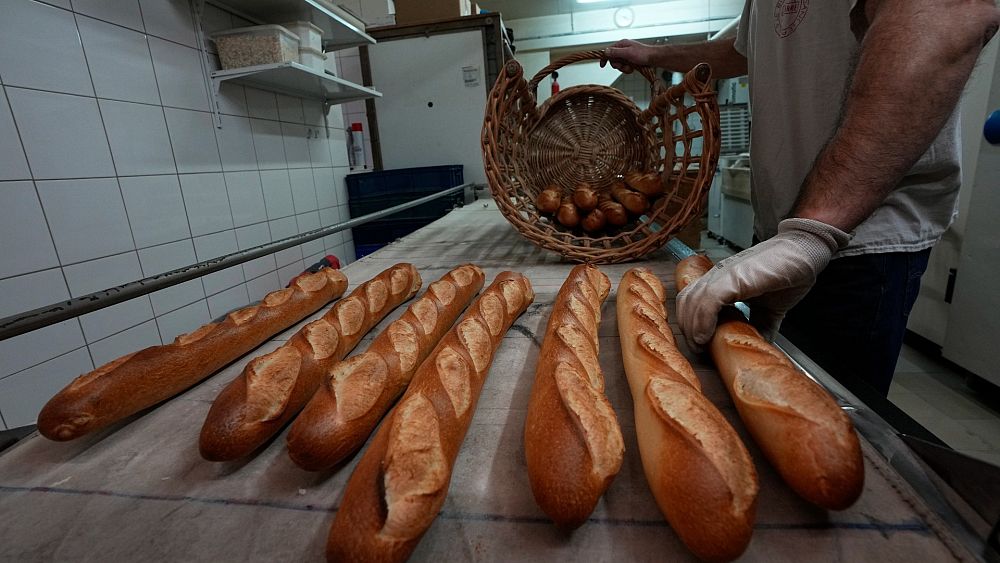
[676,218,851,350]
[601,39,655,73]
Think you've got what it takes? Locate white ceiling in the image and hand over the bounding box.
[477,0,676,21]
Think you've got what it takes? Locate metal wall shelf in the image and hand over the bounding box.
[206,0,375,50]
[211,61,381,109]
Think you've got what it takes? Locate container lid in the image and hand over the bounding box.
[282,21,324,34]
[351,123,364,132]
[299,46,328,59]
[210,24,299,41]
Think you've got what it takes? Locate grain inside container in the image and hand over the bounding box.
[211,25,300,70]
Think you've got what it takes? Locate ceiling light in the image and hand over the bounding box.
[576,0,608,4]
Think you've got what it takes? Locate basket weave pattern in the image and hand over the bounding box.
[482,50,721,263]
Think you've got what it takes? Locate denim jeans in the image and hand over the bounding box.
[778,248,932,398]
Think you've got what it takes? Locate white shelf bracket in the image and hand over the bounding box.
[191,0,224,128]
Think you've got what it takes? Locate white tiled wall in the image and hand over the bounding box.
[611,71,654,110]
[0,0,358,430]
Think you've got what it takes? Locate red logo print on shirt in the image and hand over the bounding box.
[773,0,809,38]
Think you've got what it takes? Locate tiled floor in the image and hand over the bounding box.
[889,349,1000,466]
[700,232,1000,467]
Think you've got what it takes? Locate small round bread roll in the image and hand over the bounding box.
[535,188,562,214]
[581,208,607,233]
[598,196,629,226]
[556,199,581,228]
[611,183,650,215]
[572,184,598,211]
[625,171,664,197]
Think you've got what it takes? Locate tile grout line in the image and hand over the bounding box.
[0,81,318,125]
[0,209,329,284]
[0,343,91,385]
[133,0,174,347]
[0,162,344,184]
[48,1,205,53]
[73,6,155,358]
[143,0,217,324]
[1,62,96,378]
[215,81,273,302]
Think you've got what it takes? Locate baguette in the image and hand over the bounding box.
[524,264,623,529]
[611,182,649,215]
[37,268,348,441]
[624,171,664,197]
[618,267,758,561]
[676,255,864,510]
[326,272,534,562]
[597,194,629,227]
[581,208,607,233]
[198,264,421,462]
[287,264,486,471]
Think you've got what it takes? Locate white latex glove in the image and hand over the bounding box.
[677,218,851,350]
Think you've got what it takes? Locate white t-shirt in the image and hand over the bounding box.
[735,0,961,256]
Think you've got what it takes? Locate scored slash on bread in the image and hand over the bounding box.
[286,264,486,471]
[524,264,624,530]
[37,268,349,442]
[618,267,758,561]
[326,272,534,563]
[198,264,422,462]
[676,255,864,511]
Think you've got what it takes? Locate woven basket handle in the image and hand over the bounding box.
[640,62,715,122]
[527,49,660,95]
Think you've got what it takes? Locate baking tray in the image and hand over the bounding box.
[0,203,986,561]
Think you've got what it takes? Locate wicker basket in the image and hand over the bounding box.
[481,50,721,263]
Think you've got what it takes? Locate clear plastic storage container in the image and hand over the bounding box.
[282,21,323,52]
[299,46,328,73]
[211,25,299,70]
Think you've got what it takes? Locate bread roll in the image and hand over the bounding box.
[598,194,629,227]
[286,265,485,471]
[572,184,598,211]
[611,182,650,215]
[556,198,580,228]
[37,268,348,442]
[618,267,758,561]
[198,264,421,462]
[535,189,562,214]
[581,208,607,233]
[524,264,623,529]
[326,272,534,563]
[625,171,665,197]
[676,255,864,510]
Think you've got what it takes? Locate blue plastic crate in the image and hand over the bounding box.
[353,218,434,246]
[353,243,385,259]
[346,165,463,200]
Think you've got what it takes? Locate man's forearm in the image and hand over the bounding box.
[794,0,1000,232]
[649,38,747,78]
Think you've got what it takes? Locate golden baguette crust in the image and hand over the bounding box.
[676,255,864,511]
[37,268,348,441]
[326,272,534,563]
[198,264,421,461]
[286,264,485,471]
[618,267,758,561]
[524,264,623,529]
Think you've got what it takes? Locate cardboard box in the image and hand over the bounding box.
[358,0,396,27]
[394,0,472,25]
